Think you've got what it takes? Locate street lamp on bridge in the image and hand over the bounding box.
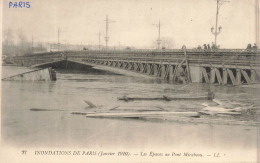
[153,20,163,50]
[211,0,229,46]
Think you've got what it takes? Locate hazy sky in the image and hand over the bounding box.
[3,0,258,48]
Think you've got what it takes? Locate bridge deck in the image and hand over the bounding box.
[6,49,260,85]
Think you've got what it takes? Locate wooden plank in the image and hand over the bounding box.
[215,68,222,85]
[241,70,251,84]
[117,95,211,101]
[201,67,209,83]
[86,111,200,118]
[227,69,237,85]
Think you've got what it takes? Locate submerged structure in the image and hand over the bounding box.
[2,67,56,81]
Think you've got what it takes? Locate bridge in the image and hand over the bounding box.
[6,48,259,86]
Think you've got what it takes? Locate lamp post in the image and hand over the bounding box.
[211,0,229,46]
[153,20,162,49]
[104,15,115,51]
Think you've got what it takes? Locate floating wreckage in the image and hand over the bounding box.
[30,91,252,121]
[118,91,215,102]
[118,94,214,102]
[84,111,200,118]
[2,67,56,81]
[198,99,249,115]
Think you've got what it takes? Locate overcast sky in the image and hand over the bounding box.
[3,0,258,48]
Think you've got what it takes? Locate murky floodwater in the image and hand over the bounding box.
[1,66,259,152]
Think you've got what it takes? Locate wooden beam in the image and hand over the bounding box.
[86,111,199,118]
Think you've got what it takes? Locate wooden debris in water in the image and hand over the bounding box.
[30,108,66,111]
[71,112,87,115]
[84,100,97,108]
[85,111,200,118]
[117,95,212,102]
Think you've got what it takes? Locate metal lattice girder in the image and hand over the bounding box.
[161,64,166,79]
[250,69,256,83]
[140,63,145,73]
[164,65,170,80]
[143,63,148,73]
[241,69,251,84]
[210,68,216,84]
[168,65,174,81]
[153,64,159,77]
[202,67,210,84]
[215,68,223,85]
[227,69,237,85]
[236,69,241,85]
[223,68,228,85]
[146,63,152,75]
[130,63,134,70]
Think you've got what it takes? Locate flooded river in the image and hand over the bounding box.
[1,66,259,160]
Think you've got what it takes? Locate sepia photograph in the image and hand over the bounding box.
[1,0,259,162]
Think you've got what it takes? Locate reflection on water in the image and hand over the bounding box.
[1,66,259,149]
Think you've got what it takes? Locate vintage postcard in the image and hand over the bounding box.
[1,0,259,162]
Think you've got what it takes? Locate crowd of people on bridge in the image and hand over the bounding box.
[246,43,257,51]
[196,42,219,50]
[195,43,258,51]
